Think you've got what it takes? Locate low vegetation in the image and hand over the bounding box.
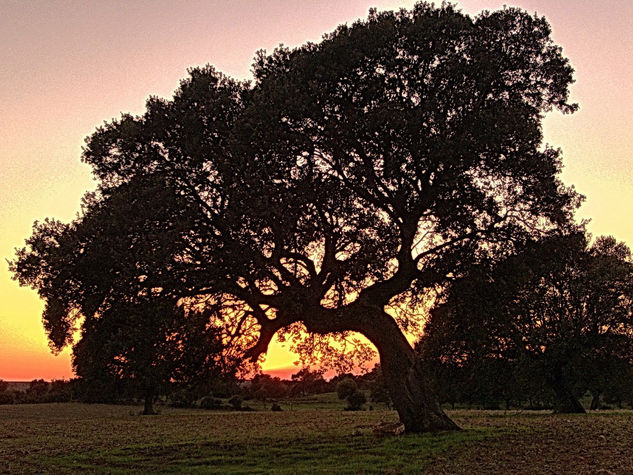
[1,403,631,473]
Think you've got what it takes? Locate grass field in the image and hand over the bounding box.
[1,401,632,473]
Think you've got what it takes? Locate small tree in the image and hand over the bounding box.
[346,390,367,411]
[11,179,252,415]
[602,360,633,408]
[250,374,289,400]
[363,365,392,408]
[27,379,49,401]
[291,368,327,396]
[336,378,358,400]
[48,380,72,402]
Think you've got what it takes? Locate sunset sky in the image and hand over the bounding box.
[1,0,631,381]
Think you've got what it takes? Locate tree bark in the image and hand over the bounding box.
[142,387,157,415]
[549,370,585,414]
[358,310,460,433]
[590,392,601,411]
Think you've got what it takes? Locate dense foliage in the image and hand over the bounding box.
[419,234,633,412]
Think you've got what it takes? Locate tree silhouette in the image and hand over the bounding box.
[11,177,252,413]
[421,233,633,413]
[12,3,579,432]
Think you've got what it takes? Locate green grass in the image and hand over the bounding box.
[0,403,497,473]
[46,428,494,474]
[1,402,632,473]
[246,391,349,411]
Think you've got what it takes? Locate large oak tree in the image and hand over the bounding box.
[12,3,579,432]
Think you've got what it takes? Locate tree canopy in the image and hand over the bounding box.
[12,175,256,412]
[11,3,580,432]
[419,233,633,412]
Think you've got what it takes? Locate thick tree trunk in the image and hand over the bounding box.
[590,392,601,410]
[362,311,460,433]
[142,387,157,415]
[298,292,459,433]
[549,371,585,414]
[384,352,460,433]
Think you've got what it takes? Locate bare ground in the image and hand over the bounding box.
[437,410,633,474]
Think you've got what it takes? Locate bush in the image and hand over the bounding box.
[11,391,26,404]
[169,389,197,408]
[209,379,239,398]
[370,383,391,408]
[73,377,133,404]
[250,375,289,400]
[228,395,243,410]
[48,380,72,402]
[346,390,367,411]
[0,392,15,405]
[336,378,358,400]
[24,379,49,402]
[198,396,224,410]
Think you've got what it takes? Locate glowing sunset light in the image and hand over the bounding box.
[1,0,631,381]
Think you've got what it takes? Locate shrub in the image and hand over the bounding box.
[209,379,239,398]
[169,389,196,408]
[0,392,15,405]
[26,379,49,402]
[48,380,72,402]
[11,390,26,404]
[369,383,391,408]
[336,378,357,400]
[198,396,223,410]
[228,395,243,410]
[346,390,367,411]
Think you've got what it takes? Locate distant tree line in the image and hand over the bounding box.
[0,365,391,412]
[0,379,73,405]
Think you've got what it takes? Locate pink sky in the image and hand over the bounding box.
[1,0,631,380]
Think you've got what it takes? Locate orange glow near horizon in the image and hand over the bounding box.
[1,0,632,381]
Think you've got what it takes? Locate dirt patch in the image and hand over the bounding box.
[432,411,633,474]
